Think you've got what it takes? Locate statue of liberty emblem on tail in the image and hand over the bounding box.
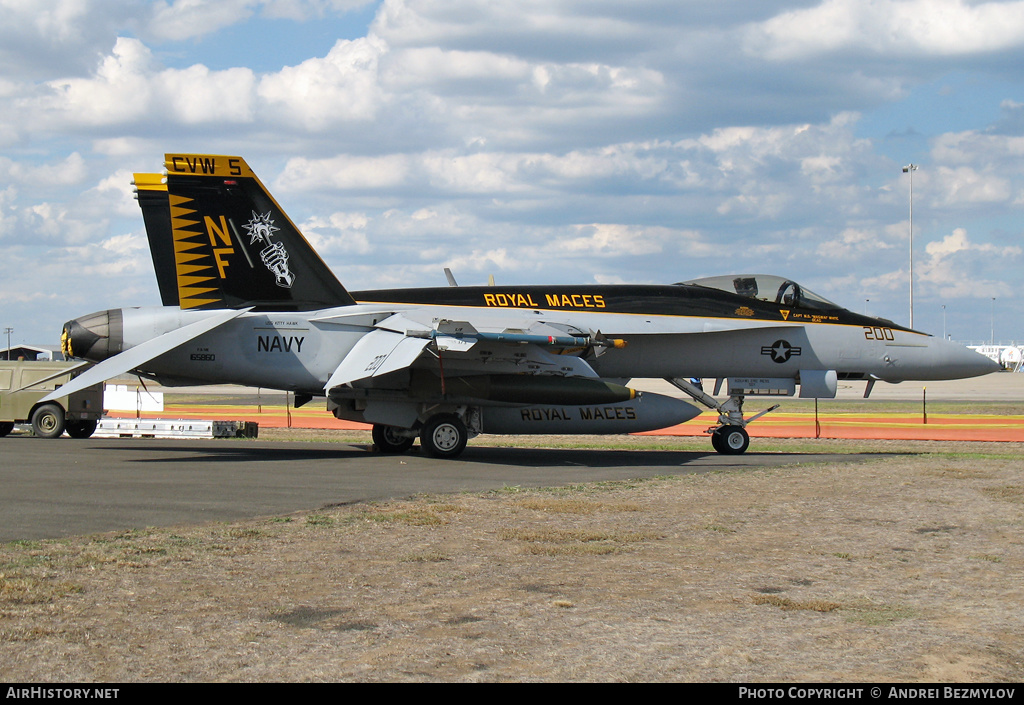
[244,211,295,288]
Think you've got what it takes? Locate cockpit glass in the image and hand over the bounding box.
[678,274,839,310]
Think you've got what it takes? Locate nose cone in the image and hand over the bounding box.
[878,336,1002,382]
[935,338,1002,380]
[62,309,124,362]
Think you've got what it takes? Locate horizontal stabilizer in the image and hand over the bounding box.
[39,308,250,403]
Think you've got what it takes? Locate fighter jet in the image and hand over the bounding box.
[45,154,999,457]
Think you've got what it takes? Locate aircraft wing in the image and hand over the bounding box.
[324,328,432,389]
[322,304,817,393]
[323,310,609,392]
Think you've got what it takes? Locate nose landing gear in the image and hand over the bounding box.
[665,377,778,455]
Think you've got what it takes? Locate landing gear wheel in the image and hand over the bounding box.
[712,425,749,455]
[420,414,468,459]
[710,430,725,454]
[66,420,98,439]
[372,424,414,454]
[31,403,65,439]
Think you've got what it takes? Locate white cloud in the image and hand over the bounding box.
[745,0,1024,60]
[918,227,1021,297]
[96,169,142,217]
[278,153,411,190]
[815,224,900,260]
[301,211,373,254]
[932,131,1024,165]
[0,152,88,187]
[146,0,257,42]
[258,35,389,128]
[0,0,137,78]
[382,46,531,88]
[40,37,156,125]
[555,224,710,258]
[931,166,1012,206]
[442,247,512,274]
[859,268,908,294]
[857,227,1021,304]
[33,38,257,128]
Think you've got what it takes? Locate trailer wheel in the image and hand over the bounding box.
[420,414,468,459]
[31,403,66,439]
[66,420,98,439]
[0,422,14,438]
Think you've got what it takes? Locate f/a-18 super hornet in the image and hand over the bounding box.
[44,153,999,457]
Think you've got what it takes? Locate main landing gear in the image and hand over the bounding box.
[419,414,468,459]
[371,413,470,459]
[665,378,778,455]
[371,424,415,454]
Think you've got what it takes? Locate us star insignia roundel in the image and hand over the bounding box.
[761,339,801,363]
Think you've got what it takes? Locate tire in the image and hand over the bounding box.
[419,414,468,459]
[66,419,98,439]
[710,429,724,454]
[0,422,14,438]
[372,424,414,454]
[713,425,749,455]
[31,403,66,439]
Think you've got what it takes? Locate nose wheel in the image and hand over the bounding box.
[711,425,749,455]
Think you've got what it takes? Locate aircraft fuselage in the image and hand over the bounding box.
[64,282,996,393]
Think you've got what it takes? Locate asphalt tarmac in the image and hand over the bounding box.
[0,436,868,542]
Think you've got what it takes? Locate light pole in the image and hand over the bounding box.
[991,297,996,345]
[941,305,946,341]
[3,327,11,360]
[902,164,918,329]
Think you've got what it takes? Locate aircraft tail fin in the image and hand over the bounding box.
[138,154,355,311]
[133,173,179,307]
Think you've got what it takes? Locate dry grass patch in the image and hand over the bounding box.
[514,498,641,514]
[398,552,450,563]
[355,499,466,527]
[499,527,662,556]
[921,466,997,480]
[751,594,841,613]
[982,485,1024,503]
[843,600,922,626]
[0,574,83,605]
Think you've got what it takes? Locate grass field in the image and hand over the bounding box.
[1,432,1022,682]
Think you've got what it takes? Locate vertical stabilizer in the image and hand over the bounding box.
[133,173,179,307]
[154,154,355,311]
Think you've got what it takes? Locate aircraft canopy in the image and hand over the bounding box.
[679,274,840,311]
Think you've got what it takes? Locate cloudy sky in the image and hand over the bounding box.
[3,0,1024,349]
